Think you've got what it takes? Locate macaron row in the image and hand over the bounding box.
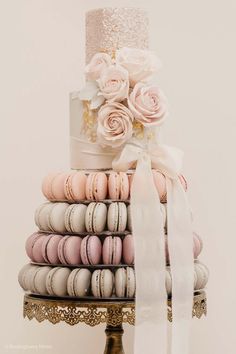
[18,261,209,298]
[42,171,187,203]
[35,201,167,234]
[25,232,203,266]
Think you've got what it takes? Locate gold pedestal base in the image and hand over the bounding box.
[23,292,207,354]
[104,324,124,354]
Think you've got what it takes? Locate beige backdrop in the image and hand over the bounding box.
[1,0,236,353]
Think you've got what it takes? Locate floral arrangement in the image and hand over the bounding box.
[79,47,168,148]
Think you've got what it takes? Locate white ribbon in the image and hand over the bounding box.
[112,140,194,354]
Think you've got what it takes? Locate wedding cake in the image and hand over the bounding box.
[18,8,208,354]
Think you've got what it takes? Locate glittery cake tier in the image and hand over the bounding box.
[85,8,149,63]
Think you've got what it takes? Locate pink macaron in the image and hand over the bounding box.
[58,235,82,265]
[108,172,130,200]
[64,171,87,202]
[41,234,63,264]
[122,234,134,265]
[25,232,46,261]
[103,236,122,265]
[42,173,58,201]
[31,234,48,263]
[85,172,108,201]
[80,235,102,265]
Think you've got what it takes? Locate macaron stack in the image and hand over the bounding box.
[18,170,209,299]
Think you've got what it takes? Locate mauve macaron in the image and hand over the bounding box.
[122,234,134,265]
[103,236,122,265]
[80,235,102,265]
[41,234,63,264]
[31,234,48,263]
[85,172,108,201]
[25,232,45,261]
[64,171,87,202]
[58,235,82,265]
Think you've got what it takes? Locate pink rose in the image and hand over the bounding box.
[116,47,161,87]
[97,102,134,148]
[97,65,129,102]
[128,83,167,127]
[85,53,112,81]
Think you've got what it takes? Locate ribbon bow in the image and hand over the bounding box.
[112,140,194,354]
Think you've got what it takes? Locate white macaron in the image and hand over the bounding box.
[64,203,87,233]
[18,264,37,291]
[85,202,107,233]
[48,203,69,233]
[107,202,127,232]
[91,269,114,298]
[115,267,135,298]
[67,268,91,297]
[46,267,71,296]
[35,202,54,231]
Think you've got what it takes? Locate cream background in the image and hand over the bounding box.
[0,0,236,353]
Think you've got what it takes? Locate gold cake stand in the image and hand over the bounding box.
[23,291,207,354]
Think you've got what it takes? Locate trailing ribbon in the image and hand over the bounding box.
[112,140,194,354]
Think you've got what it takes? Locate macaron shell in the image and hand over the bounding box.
[81,236,102,265]
[115,268,126,297]
[51,172,68,201]
[49,203,69,233]
[25,232,45,260]
[91,270,101,297]
[107,203,119,232]
[18,264,35,291]
[24,265,41,292]
[85,173,96,200]
[85,202,96,232]
[102,236,113,264]
[112,237,122,265]
[68,204,87,233]
[43,234,63,264]
[93,203,107,233]
[101,269,114,297]
[70,268,92,297]
[62,236,82,265]
[118,203,127,232]
[126,267,135,298]
[64,172,76,202]
[93,172,108,201]
[46,267,71,296]
[123,234,134,265]
[120,172,129,200]
[71,172,87,200]
[108,172,120,199]
[35,202,54,231]
[42,173,58,201]
[33,266,52,295]
[32,235,47,263]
